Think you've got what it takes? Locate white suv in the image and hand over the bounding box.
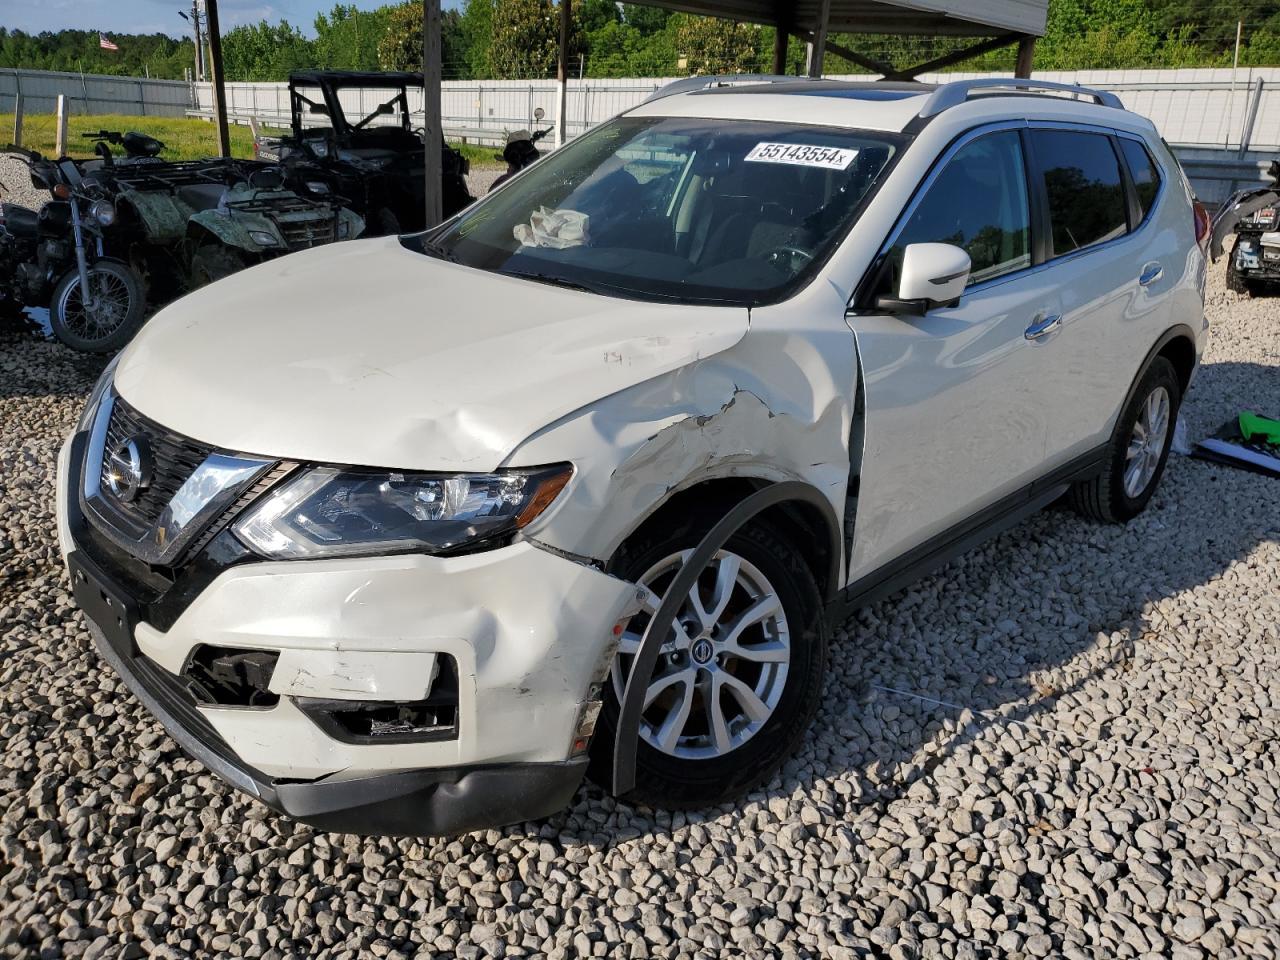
[58,78,1208,836]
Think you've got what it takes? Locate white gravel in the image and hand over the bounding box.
[0,155,49,212]
[1,267,1279,959]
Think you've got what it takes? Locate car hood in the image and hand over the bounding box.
[114,237,749,471]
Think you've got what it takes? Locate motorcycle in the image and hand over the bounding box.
[0,147,146,352]
[488,110,554,194]
[81,129,167,167]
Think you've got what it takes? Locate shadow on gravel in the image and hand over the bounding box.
[0,327,109,403]
[597,358,1280,837]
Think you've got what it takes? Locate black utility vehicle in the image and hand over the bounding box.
[278,71,474,235]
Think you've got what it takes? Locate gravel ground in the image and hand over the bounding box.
[1,263,1279,960]
[0,155,50,211]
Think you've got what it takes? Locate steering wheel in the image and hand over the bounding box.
[764,245,814,269]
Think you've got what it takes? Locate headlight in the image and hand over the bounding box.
[336,219,350,239]
[88,199,116,226]
[248,230,280,247]
[233,464,572,559]
[309,141,329,159]
[305,181,330,194]
[77,354,121,429]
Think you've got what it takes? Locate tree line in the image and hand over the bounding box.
[3,0,1279,84]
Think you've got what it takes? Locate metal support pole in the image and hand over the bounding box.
[12,94,24,149]
[55,95,68,158]
[1015,36,1036,79]
[772,18,788,75]
[807,0,831,78]
[193,1,205,82]
[555,0,571,148]
[1238,77,1264,159]
[204,0,231,158]
[423,0,443,228]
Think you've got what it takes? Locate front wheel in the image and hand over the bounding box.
[589,517,827,808]
[190,245,247,289]
[50,260,146,353]
[1071,356,1181,523]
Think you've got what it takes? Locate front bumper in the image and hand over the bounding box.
[57,430,636,835]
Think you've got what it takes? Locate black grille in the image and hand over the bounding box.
[276,215,336,249]
[184,459,298,559]
[101,397,215,535]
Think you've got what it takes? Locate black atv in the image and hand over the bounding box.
[1212,159,1280,297]
[274,70,474,236]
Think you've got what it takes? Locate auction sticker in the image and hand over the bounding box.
[745,142,859,170]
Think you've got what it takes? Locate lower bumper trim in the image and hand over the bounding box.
[84,617,587,836]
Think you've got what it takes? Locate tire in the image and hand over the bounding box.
[190,245,246,289]
[1070,356,1181,524]
[49,260,146,354]
[589,515,828,808]
[1226,262,1249,295]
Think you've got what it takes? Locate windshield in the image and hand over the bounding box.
[411,116,902,305]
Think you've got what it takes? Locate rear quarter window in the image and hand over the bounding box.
[1030,130,1128,257]
[1119,138,1162,221]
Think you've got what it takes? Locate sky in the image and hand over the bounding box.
[4,0,464,38]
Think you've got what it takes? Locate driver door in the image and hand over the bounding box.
[847,128,1067,581]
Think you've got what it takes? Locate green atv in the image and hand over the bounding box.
[85,134,363,302]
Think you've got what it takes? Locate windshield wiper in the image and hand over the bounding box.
[419,237,459,262]
[501,270,603,295]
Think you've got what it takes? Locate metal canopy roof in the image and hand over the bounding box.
[623,1,1048,38]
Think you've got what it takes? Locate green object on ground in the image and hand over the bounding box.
[1239,411,1280,445]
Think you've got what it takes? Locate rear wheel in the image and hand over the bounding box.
[1071,357,1180,523]
[190,245,246,289]
[589,517,827,808]
[49,260,145,353]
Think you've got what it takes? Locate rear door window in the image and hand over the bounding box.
[1030,130,1128,257]
[889,130,1031,286]
[1118,138,1161,221]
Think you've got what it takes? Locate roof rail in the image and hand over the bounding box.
[918,78,1124,118]
[642,74,809,104]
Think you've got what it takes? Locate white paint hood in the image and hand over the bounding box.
[114,236,749,471]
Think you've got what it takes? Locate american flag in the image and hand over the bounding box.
[99,33,119,52]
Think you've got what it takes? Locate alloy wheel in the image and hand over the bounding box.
[610,549,791,760]
[1124,385,1171,498]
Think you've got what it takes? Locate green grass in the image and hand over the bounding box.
[451,140,504,169]
[2,113,504,167]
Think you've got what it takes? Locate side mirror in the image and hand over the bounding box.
[534,106,546,121]
[876,242,971,313]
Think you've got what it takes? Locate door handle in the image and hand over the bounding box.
[1139,262,1163,286]
[1024,313,1062,340]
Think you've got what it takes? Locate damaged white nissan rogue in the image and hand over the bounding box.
[59,77,1208,835]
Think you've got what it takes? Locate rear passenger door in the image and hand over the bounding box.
[1024,127,1171,462]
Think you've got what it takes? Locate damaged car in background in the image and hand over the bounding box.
[1213,159,1280,296]
[59,77,1206,835]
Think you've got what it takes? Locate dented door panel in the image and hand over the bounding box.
[848,272,1063,581]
